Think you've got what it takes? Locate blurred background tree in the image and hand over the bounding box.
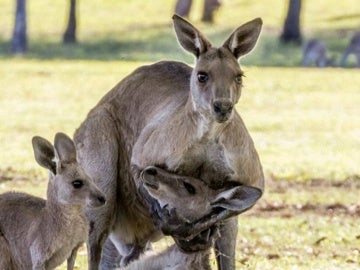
[175,0,221,23]
[280,0,302,44]
[63,0,77,44]
[11,0,27,53]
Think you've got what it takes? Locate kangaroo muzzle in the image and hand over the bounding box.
[213,100,233,123]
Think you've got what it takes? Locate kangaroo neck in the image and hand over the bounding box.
[46,183,84,219]
[185,97,229,141]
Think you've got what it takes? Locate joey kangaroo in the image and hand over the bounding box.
[340,32,360,67]
[0,133,106,270]
[120,166,261,270]
[74,15,264,270]
[302,39,334,67]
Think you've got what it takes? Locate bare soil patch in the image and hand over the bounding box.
[250,175,360,218]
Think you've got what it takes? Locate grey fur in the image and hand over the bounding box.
[119,166,261,270]
[0,133,105,270]
[74,14,264,270]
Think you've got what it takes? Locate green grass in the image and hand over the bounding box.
[1,62,358,181]
[1,0,359,65]
[236,214,360,270]
[0,0,359,269]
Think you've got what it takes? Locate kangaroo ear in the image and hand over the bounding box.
[32,136,56,175]
[210,185,262,213]
[54,132,77,168]
[222,18,262,59]
[172,14,212,57]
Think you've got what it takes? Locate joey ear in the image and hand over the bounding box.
[172,14,212,57]
[210,185,262,213]
[54,132,77,167]
[223,17,262,59]
[32,136,56,174]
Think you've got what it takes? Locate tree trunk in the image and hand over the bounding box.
[202,0,221,23]
[280,0,302,44]
[11,0,27,53]
[63,0,77,43]
[175,0,193,17]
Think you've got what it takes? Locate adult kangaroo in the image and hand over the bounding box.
[302,39,334,67]
[340,32,360,67]
[74,15,264,270]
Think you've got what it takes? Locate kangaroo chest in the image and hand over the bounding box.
[132,116,235,189]
[167,138,234,189]
[43,214,88,269]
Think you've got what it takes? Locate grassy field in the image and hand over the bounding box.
[0,0,359,269]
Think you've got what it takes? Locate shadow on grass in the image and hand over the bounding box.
[0,27,189,62]
[0,26,358,67]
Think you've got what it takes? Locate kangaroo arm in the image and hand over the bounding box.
[220,114,265,191]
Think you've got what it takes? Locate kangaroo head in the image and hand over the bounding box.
[173,14,262,123]
[141,166,262,223]
[32,132,106,208]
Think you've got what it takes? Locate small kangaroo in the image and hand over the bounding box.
[120,166,261,270]
[0,133,106,270]
[302,39,334,67]
[340,32,360,67]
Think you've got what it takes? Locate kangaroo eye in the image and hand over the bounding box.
[183,182,196,195]
[235,74,242,84]
[72,180,84,189]
[197,72,208,83]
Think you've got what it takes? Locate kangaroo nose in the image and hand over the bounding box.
[213,100,233,119]
[97,195,106,205]
[144,167,157,176]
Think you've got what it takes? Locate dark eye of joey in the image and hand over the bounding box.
[183,182,196,195]
[72,180,84,189]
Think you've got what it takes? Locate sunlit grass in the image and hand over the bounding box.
[0,0,359,269]
[2,60,358,181]
[236,214,360,270]
[242,67,360,181]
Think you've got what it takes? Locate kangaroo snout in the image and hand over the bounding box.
[144,167,158,176]
[96,194,106,205]
[89,189,106,208]
[213,100,233,122]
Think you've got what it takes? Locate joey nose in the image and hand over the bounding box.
[90,192,106,208]
[97,195,106,205]
[144,167,157,176]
